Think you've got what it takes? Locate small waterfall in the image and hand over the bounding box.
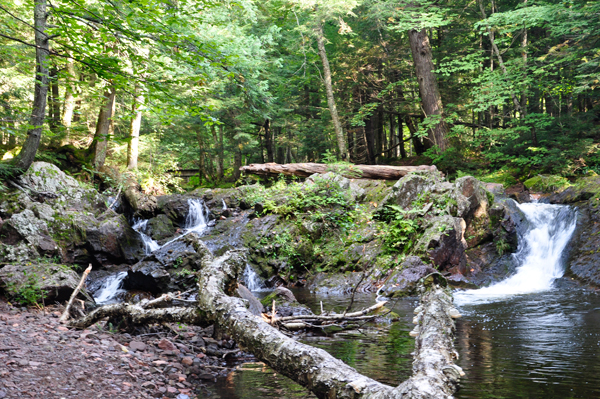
[222,199,227,210]
[94,272,128,304]
[184,198,210,234]
[455,202,577,305]
[242,264,268,292]
[132,219,161,255]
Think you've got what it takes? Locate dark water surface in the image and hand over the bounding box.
[206,282,600,399]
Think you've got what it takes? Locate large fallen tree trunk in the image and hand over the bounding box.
[71,248,462,399]
[240,162,438,180]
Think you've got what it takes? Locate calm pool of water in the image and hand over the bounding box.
[205,281,600,399]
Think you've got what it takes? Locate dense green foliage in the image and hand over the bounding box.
[1,0,598,188]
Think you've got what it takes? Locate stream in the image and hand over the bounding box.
[93,199,600,398]
[205,202,600,398]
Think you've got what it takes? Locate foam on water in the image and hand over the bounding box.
[455,202,577,305]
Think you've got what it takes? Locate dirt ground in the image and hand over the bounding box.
[0,299,244,399]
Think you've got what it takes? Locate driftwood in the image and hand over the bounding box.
[59,264,92,323]
[240,162,438,180]
[71,249,462,399]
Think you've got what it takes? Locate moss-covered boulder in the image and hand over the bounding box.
[146,214,176,241]
[378,256,437,298]
[524,174,571,193]
[0,209,58,256]
[415,215,467,273]
[0,262,89,304]
[547,176,600,204]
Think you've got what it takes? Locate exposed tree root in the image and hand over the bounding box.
[71,249,462,399]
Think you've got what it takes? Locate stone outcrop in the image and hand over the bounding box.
[378,256,437,298]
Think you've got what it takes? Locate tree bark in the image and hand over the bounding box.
[240,162,438,180]
[408,29,448,152]
[13,0,50,172]
[398,114,407,158]
[316,21,348,160]
[48,65,61,135]
[196,130,205,185]
[61,56,76,145]
[264,119,274,163]
[127,88,143,170]
[89,88,116,170]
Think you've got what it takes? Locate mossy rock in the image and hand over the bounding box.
[524,175,571,193]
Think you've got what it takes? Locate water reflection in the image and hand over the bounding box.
[205,284,600,399]
[455,280,600,399]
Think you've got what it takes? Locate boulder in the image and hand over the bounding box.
[0,242,40,265]
[146,214,176,241]
[378,172,438,210]
[378,256,437,298]
[415,215,467,273]
[0,210,58,256]
[85,210,145,264]
[567,200,600,286]
[547,176,600,204]
[156,195,194,225]
[0,263,89,303]
[126,233,210,293]
[305,172,365,202]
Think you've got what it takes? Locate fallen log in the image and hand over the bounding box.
[239,162,438,180]
[71,248,462,399]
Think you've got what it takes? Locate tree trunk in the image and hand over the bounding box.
[240,162,438,180]
[89,88,116,170]
[210,125,224,180]
[13,0,50,172]
[364,116,376,164]
[48,65,61,136]
[264,119,274,162]
[61,56,76,145]
[196,130,205,186]
[316,21,348,160]
[398,114,407,158]
[127,88,143,170]
[408,28,449,152]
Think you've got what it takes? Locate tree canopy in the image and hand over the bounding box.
[0,0,598,188]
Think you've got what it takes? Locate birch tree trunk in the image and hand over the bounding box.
[316,21,348,160]
[127,87,143,170]
[407,29,449,152]
[14,0,50,172]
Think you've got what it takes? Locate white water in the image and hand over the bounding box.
[242,264,268,292]
[132,219,161,255]
[94,271,128,304]
[455,202,577,305]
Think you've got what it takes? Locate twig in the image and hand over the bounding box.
[274,301,387,324]
[108,186,122,210]
[60,264,92,323]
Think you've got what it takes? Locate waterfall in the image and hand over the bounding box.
[94,271,128,304]
[455,202,577,305]
[242,264,268,292]
[132,219,161,255]
[184,198,210,235]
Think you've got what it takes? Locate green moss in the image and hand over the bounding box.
[524,175,571,193]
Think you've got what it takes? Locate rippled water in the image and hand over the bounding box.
[455,280,600,399]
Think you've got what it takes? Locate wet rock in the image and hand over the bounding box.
[379,256,438,298]
[156,195,196,226]
[236,284,264,316]
[547,176,600,204]
[146,214,176,241]
[567,200,600,286]
[85,210,145,264]
[126,233,210,293]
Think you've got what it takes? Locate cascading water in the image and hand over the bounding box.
[132,219,160,255]
[242,264,268,292]
[454,202,577,305]
[93,271,128,304]
[184,198,210,235]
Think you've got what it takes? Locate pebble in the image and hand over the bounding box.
[129,341,147,351]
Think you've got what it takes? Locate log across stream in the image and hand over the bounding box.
[205,285,600,399]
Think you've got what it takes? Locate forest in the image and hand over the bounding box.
[1,0,598,188]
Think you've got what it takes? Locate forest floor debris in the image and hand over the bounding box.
[0,299,247,399]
